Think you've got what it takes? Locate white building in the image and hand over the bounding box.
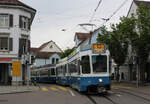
[0,0,36,85]
[31,40,62,67]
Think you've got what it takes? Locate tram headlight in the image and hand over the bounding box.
[98,79,103,83]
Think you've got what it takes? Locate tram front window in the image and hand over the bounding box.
[81,55,90,74]
[92,55,107,73]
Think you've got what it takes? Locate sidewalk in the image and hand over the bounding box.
[111,80,150,100]
[0,85,39,95]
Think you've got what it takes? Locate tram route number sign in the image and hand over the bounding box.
[93,44,105,53]
[12,61,21,77]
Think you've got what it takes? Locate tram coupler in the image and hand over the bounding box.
[97,86,107,94]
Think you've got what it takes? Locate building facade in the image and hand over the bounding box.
[0,0,36,85]
[119,0,150,82]
[31,40,62,67]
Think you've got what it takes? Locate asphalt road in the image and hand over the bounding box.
[0,84,150,104]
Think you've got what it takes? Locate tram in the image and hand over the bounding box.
[31,64,56,83]
[56,58,70,85]
[56,43,111,93]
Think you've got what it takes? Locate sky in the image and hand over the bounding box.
[20,0,134,50]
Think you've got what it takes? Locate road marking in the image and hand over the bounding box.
[58,86,67,91]
[69,90,75,96]
[50,87,59,91]
[41,87,48,91]
[116,94,121,97]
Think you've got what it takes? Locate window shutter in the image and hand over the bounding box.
[9,38,13,51]
[19,16,23,28]
[28,18,31,30]
[28,40,30,52]
[19,38,23,57]
[9,14,13,27]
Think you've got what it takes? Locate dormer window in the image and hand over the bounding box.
[50,45,53,49]
[0,14,13,28]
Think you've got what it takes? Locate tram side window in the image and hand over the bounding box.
[51,68,55,75]
[48,70,50,77]
[77,60,80,75]
[92,55,107,73]
[64,65,67,75]
[40,70,48,77]
[56,68,58,75]
[81,56,90,74]
[68,61,77,73]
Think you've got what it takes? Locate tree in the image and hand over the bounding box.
[97,4,150,82]
[61,48,73,59]
[129,4,150,81]
[97,24,129,73]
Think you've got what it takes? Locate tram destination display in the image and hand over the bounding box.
[93,44,105,54]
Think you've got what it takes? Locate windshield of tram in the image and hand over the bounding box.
[92,55,107,73]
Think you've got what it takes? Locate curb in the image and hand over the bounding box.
[0,90,33,95]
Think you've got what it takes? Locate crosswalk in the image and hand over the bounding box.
[41,86,68,92]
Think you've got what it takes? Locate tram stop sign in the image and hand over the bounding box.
[12,61,21,77]
[93,44,105,54]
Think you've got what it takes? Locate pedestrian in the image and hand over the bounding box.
[121,72,124,80]
[116,73,120,82]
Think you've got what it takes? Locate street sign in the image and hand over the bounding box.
[93,44,105,53]
[12,61,21,77]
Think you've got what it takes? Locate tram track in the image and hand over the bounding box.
[86,95,98,104]
[102,95,119,104]
[118,90,150,102]
[86,94,119,104]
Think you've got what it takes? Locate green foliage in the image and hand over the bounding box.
[61,48,73,59]
[97,24,128,67]
[97,3,150,68]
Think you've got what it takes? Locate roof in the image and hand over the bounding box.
[75,32,91,41]
[31,64,56,70]
[30,48,39,53]
[30,40,62,59]
[36,52,54,59]
[0,0,36,12]
[38,41,52,50]
[135,0,150,6]
[38,40,62,52]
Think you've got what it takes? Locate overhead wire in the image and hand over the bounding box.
[98,0,129,27]
[89,0,102,23]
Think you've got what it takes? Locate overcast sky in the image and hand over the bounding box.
[20,0,134,50]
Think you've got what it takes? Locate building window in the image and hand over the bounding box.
[56,58,59,64]
[0,36,13,51]
[52,58,55,64]
[0,37,8,50]
[0,15,9,28]
[19,16,30,30]
[50,45,53,49]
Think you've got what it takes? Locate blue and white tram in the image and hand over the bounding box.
[56,58,70,85]
[31,64,56,83]
[68,44,111,93]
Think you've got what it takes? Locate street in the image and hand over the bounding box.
[0,84,150,104]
